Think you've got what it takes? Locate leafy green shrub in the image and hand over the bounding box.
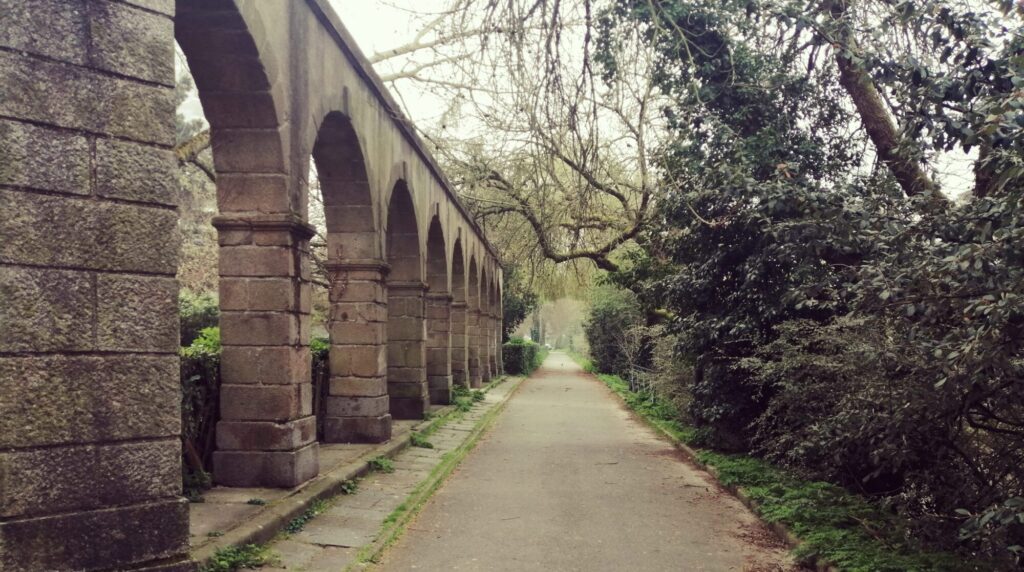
[179,290,219,346]
[310,336,329,440]
[201,544,274,572]
[502,337,544,374]
[411,432,434,449]
[368,456,395,473]
[181,326,221,500]
[582,285,644,376]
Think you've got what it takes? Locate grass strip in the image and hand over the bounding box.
[568,353,977,572]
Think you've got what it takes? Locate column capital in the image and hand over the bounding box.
[389,280,429,292]
[212,213,317,240]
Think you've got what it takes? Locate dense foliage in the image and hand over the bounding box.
[502,337,546,374]
[180,325,220,499]
[582,284,645,376]
[501,266,540,342]
[179,290,219,346]
[591,0,1024,564]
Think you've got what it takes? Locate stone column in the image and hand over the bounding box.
[0,2,194,569]
[213,215,319,488]
[450,301,469,388]
[496,316,505,374]
[426,292,454,404]
[491,312,503,375]
[479,313,493,383]
[467,307,482,388]
[388,281,429,417]
[323,260,392,443]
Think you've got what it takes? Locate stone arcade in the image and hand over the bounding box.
[0,1,504,570]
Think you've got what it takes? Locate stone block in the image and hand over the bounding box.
[330,345,386,378]
[426,349,451,375]
[329,322,386,345]
[428,376,453,405]
[387,316,425,341]
[88,1,174,85]
[323,204,375,232]
[0,439,180,518]
[220,312,298,346]
[221,345,310,385]
[0,355,179,448]
[0,499,190,572]
[219,277,297,311]
[213,442,319,488]
[322,414,392,444]
[216,416,316,451]
[331,300,387,323]
[220,383,311,422]
[387,380,428,399]
[188,56,271,93]
[389,396,427,420]
[0,0,88,64]
[323,395,389,417]
[210,127,288,174]
[0,266,95,352]
[386,296,424,318]
[217,174,292,214]
[97,274,178,352]
[0,51,174,143]
[95,137,177,205]
[387,341,425,368]
[329,280,385,304]
[0,189,179,273]
[0,120,89,194]
[219,245,296,277]
[188,91,279,129]
[328,376,387,397]
[388,365,426,383]
[119,0,175,16]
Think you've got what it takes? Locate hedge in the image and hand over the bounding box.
[503,337,545,375]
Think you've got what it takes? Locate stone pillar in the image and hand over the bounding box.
[323,260,392,443]
[496,316,505,375]
[450,301,469,388]
[388,281,429,417]
[467,307,482,388]
[491,312,503,375]
[213,215,319,488]
[426,292,454,404]
[480,313,493,383]
[0,2,195,570]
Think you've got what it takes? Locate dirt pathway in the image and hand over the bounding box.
[376,352,794,571]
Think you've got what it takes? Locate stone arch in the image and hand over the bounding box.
[386,182,428,418]
[313,111,392,445]
[450,238,469,387]
[177,1,318,488]
[467,255,482,387]
[425,217,453,404]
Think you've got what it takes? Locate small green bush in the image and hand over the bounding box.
[503,337,544,374]
[179,290,219,346]
[368,456,395,473]
[181,326,221,500]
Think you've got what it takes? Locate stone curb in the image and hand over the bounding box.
[350,374,528,569]
[191,378,512,565]
[586,372,840,572]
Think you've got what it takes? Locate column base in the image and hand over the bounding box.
[213,442,319,488]
[389,396,427,419]
[428,374,452,404]
[323,414,392,443]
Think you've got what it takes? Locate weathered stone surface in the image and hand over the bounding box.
[0,355,179,448]
[220,277,297,311]
[213,443,320,487]
[217,174,291,214]
[0,439,180,518]
[330,345,387,378]
[0,189,179,273]
[0,51,174,143]
[220,245,296,277]
[388,380,428,399]
[387,366,426,383]
[88,0,174,85]
[388,341,425,368]
[118,0,175,16]
[97,274,178,352]
[0,121,89,194]
[323,395,389,417]
[329,322,386,345]
[0,0,88,64]
[216,417,316,451]
[428,375,453,405]
[221,345,310,385]
[0,266,95,352]
[390,396,428,420]
[323,415,392,443]
[95,137,177,205]
[0,499,190,572]
[220,383,312,422]
[328,376,387,397]
[210,127,288,173]
[220,312,298,345]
